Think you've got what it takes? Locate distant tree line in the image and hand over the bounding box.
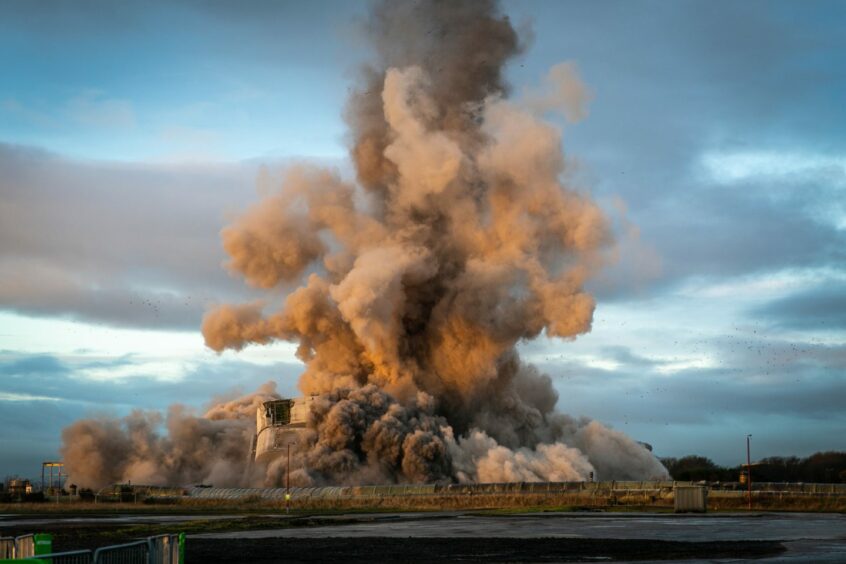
[661,451,846,483]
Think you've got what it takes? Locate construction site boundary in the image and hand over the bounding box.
[183,481,846,501]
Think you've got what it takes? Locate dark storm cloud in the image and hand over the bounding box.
[752,282,846,331]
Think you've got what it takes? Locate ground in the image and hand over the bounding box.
[2,508,845,562]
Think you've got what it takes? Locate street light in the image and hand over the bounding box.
[285,442,296,515]
[746,434,752,511]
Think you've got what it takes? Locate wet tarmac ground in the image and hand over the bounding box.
[3,511,844,561]
[191,512,846,562]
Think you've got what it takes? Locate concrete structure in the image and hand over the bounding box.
[250,397,313,464]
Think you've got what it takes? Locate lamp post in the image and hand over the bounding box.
[746,434,752,511]
[285,442,295,515]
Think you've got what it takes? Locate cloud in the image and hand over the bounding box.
[2,98,55,128]
[0,143,268,330]
[752,282,846,331]
[2,0,845,474]
[699,150,846,230]
[524,332,846,462]
[2,353,67,375]
[4,92,137,131]
[599,346,669,369]
[652,189,845,283]
[501,1,846,301]
[0,349,304,476]
[0,350,302,407]
[159,125,224,159]
[701,151,846,187]
[0,0,147,36]
[1,0,364,66]
[65,90,135,129]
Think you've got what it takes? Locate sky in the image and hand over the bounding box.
[1,0,845,478]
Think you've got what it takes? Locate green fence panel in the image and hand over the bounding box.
[34,534,52,556]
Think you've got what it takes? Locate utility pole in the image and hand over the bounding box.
[286,443,291,515]
[746,434,752,511]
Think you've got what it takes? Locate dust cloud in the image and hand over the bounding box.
[62,0,667,489]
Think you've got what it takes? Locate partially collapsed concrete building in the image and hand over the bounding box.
[250,397,313,464]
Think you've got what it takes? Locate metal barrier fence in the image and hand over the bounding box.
[4,534,184,564]
[92,540,149,564]
[0,537,14,559]
[30,549,94,564]
[148,534,179,564]
[15,535,35,559]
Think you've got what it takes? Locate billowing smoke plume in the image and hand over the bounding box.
[61,382,280,489]
[62,0,667,488]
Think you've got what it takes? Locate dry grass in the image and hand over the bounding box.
[0,500,256,515]
[708,493,846,513]
[1,491,844,515]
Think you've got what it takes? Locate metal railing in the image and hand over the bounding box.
[147,534,179,564]
[92,540,149,564]
[15,534,36,558]
[25,549,94,563]
[2,533,183,563]
[0,536,15,559]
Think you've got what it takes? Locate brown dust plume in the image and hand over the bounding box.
[62,0,667,488]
